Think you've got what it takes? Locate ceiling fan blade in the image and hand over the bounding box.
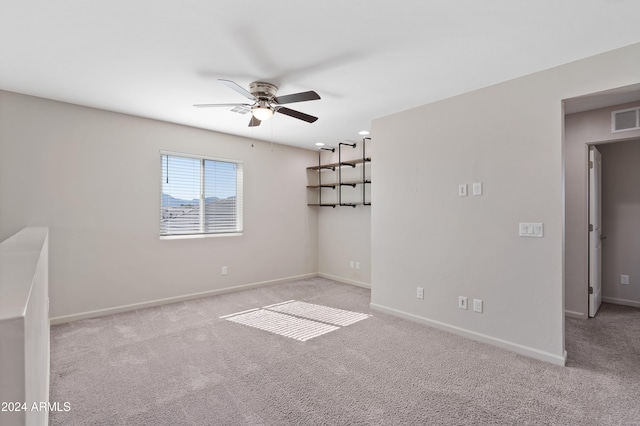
[274,91,321,105]
[218,79,256,101]
[276,107,318,123]
[248,116,261,127]
[193,103,252,108]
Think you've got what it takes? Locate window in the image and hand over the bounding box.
[160,152,243,237]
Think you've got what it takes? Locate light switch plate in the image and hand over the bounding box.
[458,296,468,310]
[458,184,468,197]
[473,299,483,313]
[472,182,482,196]
[519,223,543,237]
[621,275,629,285]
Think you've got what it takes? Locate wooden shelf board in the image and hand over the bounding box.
[307,203,371,207]
[307,180,371,188]
[307,157,371,170]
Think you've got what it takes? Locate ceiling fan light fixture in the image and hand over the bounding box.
[252,105,273,121]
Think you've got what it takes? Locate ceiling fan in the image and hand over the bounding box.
[194,79,321,127]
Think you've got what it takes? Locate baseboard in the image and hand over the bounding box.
[602,297,640,308]
[370,303,566,366]
[50,273,318,325]
[564,310,586,319]
[317,273,371,289]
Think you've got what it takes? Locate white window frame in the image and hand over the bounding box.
[159,150,243,239]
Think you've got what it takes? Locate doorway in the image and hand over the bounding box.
[590,139,640,315]
[563,85,640,321]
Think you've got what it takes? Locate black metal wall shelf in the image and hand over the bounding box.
[307,137,371,207]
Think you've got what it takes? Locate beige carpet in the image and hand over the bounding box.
[49,277,640,425]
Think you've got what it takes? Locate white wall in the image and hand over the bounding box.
[370,42,640,365]
[564,102,640,317]
[0,91,318,320]
[599,140,640,307]
[314,139,372,287]
[318,208,371,287]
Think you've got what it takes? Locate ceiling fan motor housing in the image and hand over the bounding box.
[249,81,278,100]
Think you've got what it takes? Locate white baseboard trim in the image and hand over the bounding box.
[602,297,640,308]
[50,273,318,325]
[564,310,586,319]
[370,302,566,366]
[317,273,371,289]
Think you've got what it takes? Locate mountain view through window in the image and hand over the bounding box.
[161,154,242,236]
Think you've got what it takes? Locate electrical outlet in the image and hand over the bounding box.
[621,275,629,285]
[417,287,424,299]
[473,299,483,313]
[472,182,483,196]
[458,296,468,310]
[221,266,227,275]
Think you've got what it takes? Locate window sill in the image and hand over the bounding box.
[160,232,243,240]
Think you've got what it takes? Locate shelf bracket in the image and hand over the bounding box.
[317,147,335,206]
[362,137,371,206]
[338,142,357,205]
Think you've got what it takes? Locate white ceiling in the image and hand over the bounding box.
[2,1,640,150]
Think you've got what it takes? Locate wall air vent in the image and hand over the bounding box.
[612,106,640,133]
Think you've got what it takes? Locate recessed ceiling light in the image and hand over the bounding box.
[315,142,325,146]
[358,130,370,135]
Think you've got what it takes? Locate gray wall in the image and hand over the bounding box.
[599,140,640,307]
[0,90,318,320]
[315,138,372,287]
[371,42,640,365]
[564,102,640,317]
